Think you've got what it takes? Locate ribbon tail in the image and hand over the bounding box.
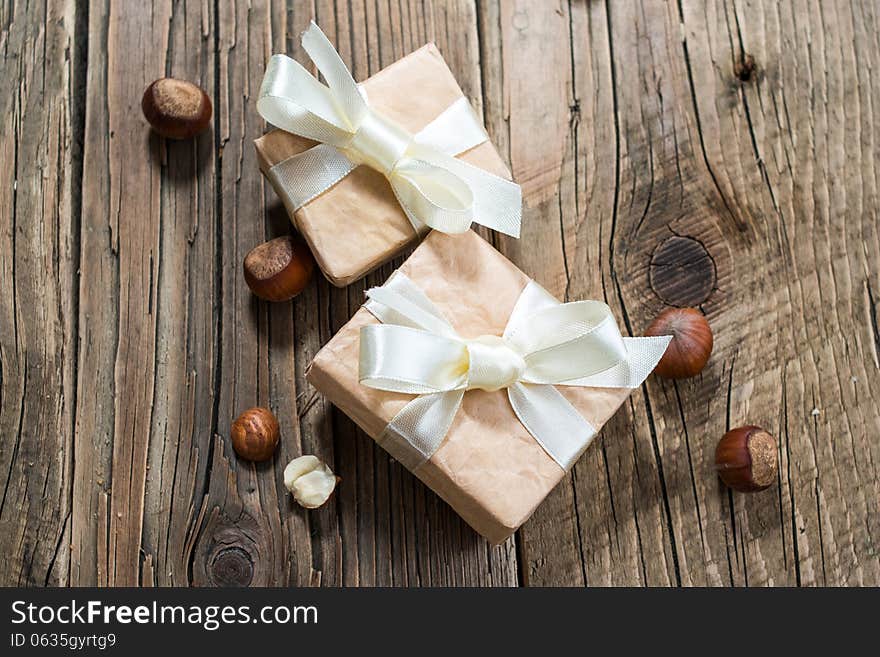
[508,382,596,470]
[432,155,522,238]
[560,336,673,389]
[378,390,465,471]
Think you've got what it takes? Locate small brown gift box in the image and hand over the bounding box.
[255,45,511,287]
[306,231,636,543]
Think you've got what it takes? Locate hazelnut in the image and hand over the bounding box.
[230,407,279,462]
[243,234,315,302]
[644,307,713,379]
[141,78,212,139]
[283,456,338,509]
[715,426,777,492]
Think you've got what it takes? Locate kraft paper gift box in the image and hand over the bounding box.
[255,30,514,287]
[306,230,670,543]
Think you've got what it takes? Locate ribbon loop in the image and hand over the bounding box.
[299,22,367,128]
[258,22,522,238]
[359,324,467,394]
[359,274,672,470]
[257,54,354,145]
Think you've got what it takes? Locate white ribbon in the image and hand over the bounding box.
[257,22,522,238]
[359,274,672,471]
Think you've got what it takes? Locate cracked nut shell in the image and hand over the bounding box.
[231,407,279,462]
[142,78,212,139]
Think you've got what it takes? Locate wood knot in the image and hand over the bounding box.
[210,546,254,587]
[649,236,716,307]
[734,53,756,82]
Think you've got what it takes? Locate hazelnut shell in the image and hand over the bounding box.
[645,307,713,379]
[715,425,778,492]
[230,407,279,462]
[142,78,212,139]
[243,234,315,302]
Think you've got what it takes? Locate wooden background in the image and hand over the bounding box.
[2,0,878,587]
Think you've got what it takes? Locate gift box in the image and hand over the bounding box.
[255,24,519,287]
[306,230,670,543]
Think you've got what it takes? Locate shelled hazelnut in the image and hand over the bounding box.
[243,235,315,302]
[284,456,338,509]
[230,407,279,462]
[645,307,713,379]
[715,426,778,492]
[141,78,212,139]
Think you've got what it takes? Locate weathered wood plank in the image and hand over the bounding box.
[73,0,219,586]
[0,0,77,586]
[189,0,293,587]
[139,0,219,587]
[69,0,115,586]
[75,0,155,586]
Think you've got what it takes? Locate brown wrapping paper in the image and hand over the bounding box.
[307,231,637,544]
[254,44,512,287]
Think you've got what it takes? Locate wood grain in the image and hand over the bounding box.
[1,0,878,587]
[0,0,76,586]
[484,0,880,586]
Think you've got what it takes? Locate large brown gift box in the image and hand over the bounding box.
[255,45,511,288]
[306,230,636,544]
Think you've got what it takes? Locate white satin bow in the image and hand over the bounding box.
[359,274,672,471]
[257,22,522,238]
